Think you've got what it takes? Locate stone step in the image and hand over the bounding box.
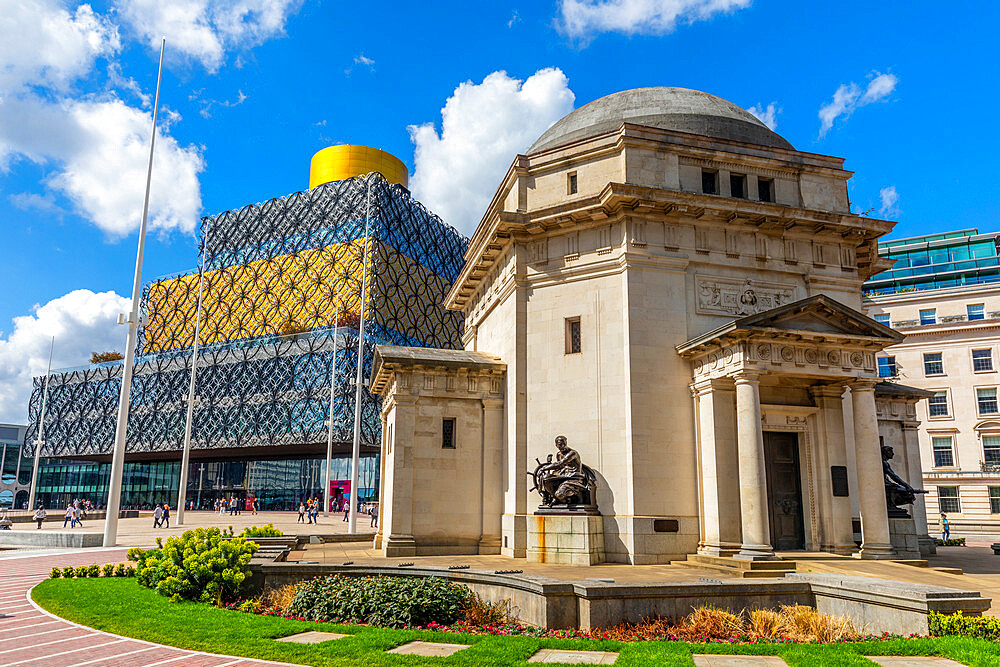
[679,554,797,578]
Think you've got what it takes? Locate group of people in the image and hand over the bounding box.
[297,498,321,523]
[213,496,259,516]
[152,503,171,528]
[62,498,90,528]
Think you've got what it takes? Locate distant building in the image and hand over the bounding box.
[865,229,1000,539]
[0,423,30,509]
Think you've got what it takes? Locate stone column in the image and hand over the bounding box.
[694,378,741,556]
[480,397,504,554]
[810,384,856,554]
[850,380,895,559]
[903,420,935,554]
[734,371,775,560]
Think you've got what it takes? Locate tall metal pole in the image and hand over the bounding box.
[177,241,207,525]
[103,38,165,547]
[323,298,341,517]
[27,337,54,510]
[348,177,373,532]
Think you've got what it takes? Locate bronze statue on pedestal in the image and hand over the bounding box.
[528,436,598,514]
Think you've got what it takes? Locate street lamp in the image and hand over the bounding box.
[27,337,54,510]
[103,38,166,548]
[348,176,373,533]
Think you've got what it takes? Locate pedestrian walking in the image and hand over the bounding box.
[72,505,83,528]
[369,503,378,528]
[343,502,349,522]
[34,505,46,529]
[941,513,951,541]
[63,503,75,528]
[297,501,305,523]
[162,504,170,528]
[153,504,163,528]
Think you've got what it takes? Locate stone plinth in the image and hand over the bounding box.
[889,516,921,560]
[527,513,604,565]
[0,530,103,548]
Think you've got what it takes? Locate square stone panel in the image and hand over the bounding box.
[528,648,619,664]
[692,657,788,667]
[867,659,964,666]
[388,641,470,657]
[275,630,349,643]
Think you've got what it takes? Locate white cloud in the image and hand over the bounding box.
[0,95,205,237]
[115,0,303,73]
[0,0,120,92]
[354,54,375,67]
[557,0,751,41]
[746,102,778,131]
[0,289,130,424]
[819,71,898,137]
[409,68,575,235]
[879,185,900,219]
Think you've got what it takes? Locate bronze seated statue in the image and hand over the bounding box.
[528,435,598,514]
[883,444,927,518]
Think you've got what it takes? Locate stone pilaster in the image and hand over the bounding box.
[734,371,775,560]
[693,378,741,556]
[850,380,895,559]
[810,384,856,554]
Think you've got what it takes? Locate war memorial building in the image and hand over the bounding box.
[371,87,935,566]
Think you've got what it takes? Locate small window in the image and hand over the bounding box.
[877,356,896,378]
[978,387,999,415]
[923,352,944,376]
[932,437,955,467]
[990,487,1000,514]
[968,304,985,321]
[567,172,578,195]
[973,348,994,372]
[441,418,456,449]
[920,309,937,326]
[874,313,890,325]
[701,170,718,195]
[937,486,961,513]
[757,178,774,202]
[928,391,949,417]
[565,317,581,354]
[730,173,747,199]
[984,436,1000,466]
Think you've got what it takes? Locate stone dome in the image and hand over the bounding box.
[528,87,793,154]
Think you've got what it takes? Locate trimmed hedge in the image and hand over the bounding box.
[930,611,1000,640]
[288,575,472,628]
[50,564,134,579]
[239,523,282,538]
[936,538,966,546]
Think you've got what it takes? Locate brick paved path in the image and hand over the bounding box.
[0,549,291,666]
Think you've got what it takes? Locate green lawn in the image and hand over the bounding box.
[30,578,1000,666]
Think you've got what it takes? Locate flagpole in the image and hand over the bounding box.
[27,337,54,510]
[104,37,165,547]
[177,236,207,525]
[348,177,372,532]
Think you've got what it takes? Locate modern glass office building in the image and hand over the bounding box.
[24,147,467,510]
[0,423,31,509]
[864,228,1000,295]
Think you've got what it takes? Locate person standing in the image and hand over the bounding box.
[297,501,305,523]
[34,504,46,529]
[162,504,170,528]
[153,504,163,529]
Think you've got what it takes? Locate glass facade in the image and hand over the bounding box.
[864,229,1000,295]
[1,425,31,509]
[31,454,378,511]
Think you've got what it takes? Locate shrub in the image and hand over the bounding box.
[748,609,782,639]
[86,564,101,578]
[62,566,74,579]
[49,567,61,579]
[115,563,127,577]
[930,611,1000,640]
[288,575,472,628]
[239,524,283,538]
[74,566,89,578]
[462,593,514,626]
[128,527,259,604]
[261,584,300,616]
[936,538,966,546]
[102,564,116,577]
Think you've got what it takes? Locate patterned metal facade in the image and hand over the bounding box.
[25,173,467,459]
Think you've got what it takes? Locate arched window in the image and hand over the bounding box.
[0,489,13,508]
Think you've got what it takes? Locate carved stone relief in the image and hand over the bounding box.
[696,275,796,317]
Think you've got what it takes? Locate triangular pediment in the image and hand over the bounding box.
[735,295,903,341]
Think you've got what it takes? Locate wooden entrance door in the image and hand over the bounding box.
[763,431,805,550]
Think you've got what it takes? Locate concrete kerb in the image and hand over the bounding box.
[253,562,992,634]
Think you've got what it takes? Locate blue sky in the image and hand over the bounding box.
[0,0,996,421]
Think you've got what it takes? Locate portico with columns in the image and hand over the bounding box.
[678,295,905,559]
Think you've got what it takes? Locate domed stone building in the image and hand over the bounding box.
[370,87,933,565]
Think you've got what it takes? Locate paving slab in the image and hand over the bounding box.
[387,640,470,657]
[692,657,788,667]
[275,630,349,643]
[867,658,965,666]
[528,648,619,664]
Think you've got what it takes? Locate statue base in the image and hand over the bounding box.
[534,504,600,516]
[888,516,921,560]
[527,512,604,565]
